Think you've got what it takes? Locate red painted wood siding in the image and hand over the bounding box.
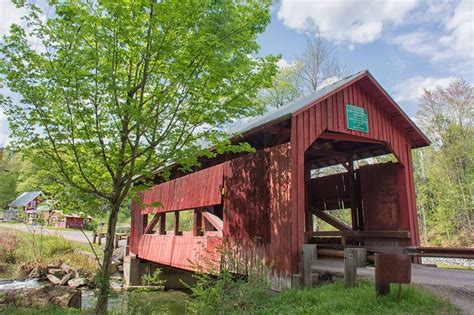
[129,199,143,255]
[223,143,292,285]
[290,78,421,272]
[141,164,225,214]
[138,235,222,272]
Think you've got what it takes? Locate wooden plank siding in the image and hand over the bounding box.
[141,163,225,214]
[138,235,222,272]
[223,143,292,289]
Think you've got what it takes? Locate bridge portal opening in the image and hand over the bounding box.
[304,132,410,251]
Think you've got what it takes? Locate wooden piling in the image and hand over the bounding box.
[302,244,317,287]
[344,248,357,288]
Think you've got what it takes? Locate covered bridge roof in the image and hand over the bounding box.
[230,70,430,148]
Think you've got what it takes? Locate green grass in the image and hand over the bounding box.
[0,306,82,315]
[255,281,458,315]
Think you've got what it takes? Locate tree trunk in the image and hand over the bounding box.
[95,201,121,315]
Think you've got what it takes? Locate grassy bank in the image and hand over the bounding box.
[254,281,457,314]
[0,228,98,279]
[190,271,458,315]
[1,279,457,314]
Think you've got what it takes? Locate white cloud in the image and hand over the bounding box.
[276,58,293,69]
[391,0,474,75]
[393,76,456,104]
[277,0,417,44]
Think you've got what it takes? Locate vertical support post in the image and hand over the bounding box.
[114,235,119,249]
[302,244,317,287]
[98,234,102,245]
[193,209,203,236]
[355,170,364,231]
[347,158,359,231]
[92,233,97,244]
[142,214,148,233]
[159,213,166,235]
[174,211,180,235]
[344,248,357,288]
[304,164,313,240]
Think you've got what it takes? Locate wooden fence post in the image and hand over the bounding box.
[92,233,97,244]
[344,248,357,288]
[98,234,102,245]
[302,244,317,287]
[114,235,119,249]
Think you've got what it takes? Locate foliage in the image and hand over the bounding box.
[0,227,98,278]
[0,151,22,208]
[0,0,277,311]
[141,267,166,288]
[189,269,272,314]
[0,230,21,264]
[189,242,273,314]
[259,61,303,108]
[261,33,346,109]
[414,79,473,246]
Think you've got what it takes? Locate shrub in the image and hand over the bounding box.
[188,243,273,315]
[0,231,21,264]
[141,267,166,288]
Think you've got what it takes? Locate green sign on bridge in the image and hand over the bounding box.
[346,104,368,133]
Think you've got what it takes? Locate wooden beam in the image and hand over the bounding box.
[202,210,223,232]
[193,209,203,236]
[319,132,385,145]
[144,213,161,234]
[174,211,180,235]
[311,207,351,231]
[347,158,359,231]
[306,230,411,239]
[159,213,166,235]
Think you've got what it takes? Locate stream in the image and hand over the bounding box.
[0,278,191,314]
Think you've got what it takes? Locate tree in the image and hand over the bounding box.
[0,0,277,313]
[260,61,302,108]
[414,79,473,246]
[298,33,347,94]
[0,150,21,208]
[261,32,346,109]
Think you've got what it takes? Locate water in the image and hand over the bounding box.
[0,278,43,290]
[81,289,191,314]
[0,278,191,314]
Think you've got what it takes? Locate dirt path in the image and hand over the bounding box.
[314,258,474,314]
[0,223,95,244]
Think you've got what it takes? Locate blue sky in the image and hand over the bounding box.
[0,0,473,146]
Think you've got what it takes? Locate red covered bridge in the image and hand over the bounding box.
[128,70,429,289]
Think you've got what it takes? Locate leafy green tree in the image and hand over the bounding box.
[0,0,276,313]
[414,79,473,246]
[260,61,303,108]
[0,150,21,208]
